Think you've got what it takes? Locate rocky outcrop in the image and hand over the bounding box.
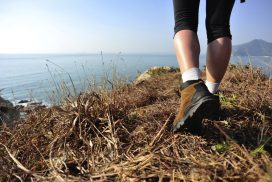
[135,66,179,84]
[16,100,45,113]
[0,96,19,124]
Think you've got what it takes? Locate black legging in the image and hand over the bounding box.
[173,0,235,43]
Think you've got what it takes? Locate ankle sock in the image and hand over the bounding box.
[182,67,201,83]
[205,80,220,94]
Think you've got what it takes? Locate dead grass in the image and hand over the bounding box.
[0,64,271,181]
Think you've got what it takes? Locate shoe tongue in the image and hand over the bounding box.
[181,79,203,90]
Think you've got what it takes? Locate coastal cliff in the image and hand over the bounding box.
[0,65,271,181]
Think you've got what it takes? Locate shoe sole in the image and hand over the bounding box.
[173,96,219,133]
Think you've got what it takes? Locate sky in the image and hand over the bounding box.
[0,0,271,54]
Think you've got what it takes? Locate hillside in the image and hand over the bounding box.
[232,39,272,56]
[0,65,271,181]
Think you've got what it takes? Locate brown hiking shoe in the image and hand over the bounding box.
[173,79,219,133]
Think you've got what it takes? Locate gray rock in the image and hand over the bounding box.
[135,71,152,84]
[135,66,178,84]
[19,101,45,113]
[0,96,20,124]
[18,100,29,104]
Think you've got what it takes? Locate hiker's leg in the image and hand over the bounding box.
[173,0,201,79]
[205,0,235,87]
[174,31,200,77]
[172,0,220,134]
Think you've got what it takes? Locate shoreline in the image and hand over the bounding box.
[0,55,271,103]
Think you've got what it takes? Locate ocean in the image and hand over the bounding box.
[0,54,271,104]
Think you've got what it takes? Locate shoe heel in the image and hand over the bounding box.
[201,99,220,120]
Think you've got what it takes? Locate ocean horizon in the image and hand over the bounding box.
[0,53,271,104]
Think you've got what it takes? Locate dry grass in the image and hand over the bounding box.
[0,65,271,181]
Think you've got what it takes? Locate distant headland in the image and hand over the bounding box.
[232,39,272,56]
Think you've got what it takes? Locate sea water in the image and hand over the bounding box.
[0,53,271,104]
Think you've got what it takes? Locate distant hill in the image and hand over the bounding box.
[232,39,272,56]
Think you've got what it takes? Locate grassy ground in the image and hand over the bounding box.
[0,65,271,181]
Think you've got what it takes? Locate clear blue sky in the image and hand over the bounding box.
[0,0,271,54]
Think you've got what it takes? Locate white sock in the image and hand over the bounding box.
[182,67,201,82]
[205,80,220,94]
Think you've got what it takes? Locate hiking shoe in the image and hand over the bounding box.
[173,79,220,133]
[208,93,220,120]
